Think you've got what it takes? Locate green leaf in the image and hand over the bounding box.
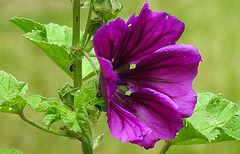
[9,17,44,33]
[82,56,99,78]
[74,79,106,112]
[44,23,73,51]
[93,132,105,149]
[58,83,78,110]
[26,95,85,132]
[0,71,28,114]
[0,149,23,154]
[58,79,105,130]
[171,92,240,145]
[0,95,27,114]
[10,17,72,77]
[0,71,27,99]
[10,17,100,78]
[74,79,106,126]
[23,28,73,78]
[57,83,88,129]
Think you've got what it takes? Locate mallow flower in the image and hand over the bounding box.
[93,1,202,149]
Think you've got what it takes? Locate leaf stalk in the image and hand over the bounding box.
[18,111,69,138]
[159,140,172,154]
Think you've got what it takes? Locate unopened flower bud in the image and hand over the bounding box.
[92,0,123,20]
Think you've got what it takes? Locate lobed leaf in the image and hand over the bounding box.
[0,71,91,134]
[171,92,240,145]
[23,28,73,78]
[0,71,27,99]
[0,96,27,114]
[58,83,78,110]
[74,79,106,112]
[0,71,28,114]
[44,23,73,50]
[10,17,73,77]
[27,95,85,132]
[9,17,44,33]
[10,17,100,78]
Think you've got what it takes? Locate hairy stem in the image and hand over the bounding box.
[76,119,94,154]
[72,58,83,87]
[18,111,69,138]
[159,140,172,154]
[72,1,94,154]
[72,0,82,88]
[72,0,80,47]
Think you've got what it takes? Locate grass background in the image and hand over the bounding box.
[0,0,240,153]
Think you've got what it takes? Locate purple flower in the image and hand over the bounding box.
[93,1,201,149]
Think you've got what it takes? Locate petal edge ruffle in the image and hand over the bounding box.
[93,18,127,61]
[107,88,183,149]
[112,2,185,68]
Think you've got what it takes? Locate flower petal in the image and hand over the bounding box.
[107,88,183,149]
[118,44,202,118]
[93,18,127,60]
[112,2,185,68]
[97,57,118,101]
[107,91,151,143]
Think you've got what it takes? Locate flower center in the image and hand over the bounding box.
[118,85,131,96]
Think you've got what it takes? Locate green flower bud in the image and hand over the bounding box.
[92,0,123,20]
[87,17,104,36]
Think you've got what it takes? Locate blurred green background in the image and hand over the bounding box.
[0,0,240,153]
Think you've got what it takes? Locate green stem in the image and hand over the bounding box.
[83,35,92,49]
[72,1,94,154]
[72,58,83,87]
[84,42,94,54]
[159,140,172,154]
[81,0,94,47]
[83,71,98,83]
[80,135,93,154]
[72,0,82,88]
[18,111,69,138]
[72,0,80,47]
[80,120,94,154]
[83,50,99,76]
